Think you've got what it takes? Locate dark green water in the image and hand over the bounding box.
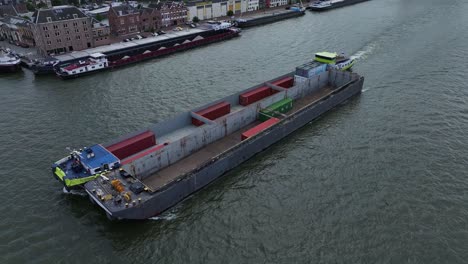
[2,0,468,262]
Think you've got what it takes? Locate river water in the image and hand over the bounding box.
[2,0,468,262]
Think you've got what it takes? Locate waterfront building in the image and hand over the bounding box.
[186,0,228,21]
[139,7,161,32]
[108,4,140,36]
[0,15,35,46]
[227,0,247,15]
[31,6,94,55]
[247,0,259,11]
[91,20,111,46]
[267,0,288,8]
[108,4,162,37]
[149,1,187,28]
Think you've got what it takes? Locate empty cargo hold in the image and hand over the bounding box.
[192,101,231,126]
[106,131,156,159]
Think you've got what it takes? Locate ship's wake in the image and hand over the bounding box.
[350,41,377,61]
[62,187,87,196]
[148,213,178,221]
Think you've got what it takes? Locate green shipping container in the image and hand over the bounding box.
[259,98,293,121]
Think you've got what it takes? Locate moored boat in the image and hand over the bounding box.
[30,57,60,75]
[235,8,305,28]
[0,50,21,73]
[55,53,108,79]
[51,24,240,79]
[52,54,365,220]
[309,0,370,11]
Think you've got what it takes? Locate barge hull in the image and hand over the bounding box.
[309,0,370,11]
[103,76,364,220]
[237,11,305,28]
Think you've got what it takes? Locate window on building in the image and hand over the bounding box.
[47,17,52,22]
[43,26,48,31]
[45,33,50,38]
[85,33,89,38]
[120,19,124,25]
[46,40,51,45]
[84,27,88,31]
[130,17,134,23]
[82,21,87,25]
[73,22,78,27]
[57,39,61,43]
[75,29,79,33]
[66,37,71,41]
[66,30,70,35]
[73,14,78,19]
[64,24,68,28]
[76,35,81,40]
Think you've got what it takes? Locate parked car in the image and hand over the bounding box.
[152,32,159,36]
[157,30,166,35]
[135,35,143,40]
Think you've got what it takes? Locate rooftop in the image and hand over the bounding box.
[33,5,87,24]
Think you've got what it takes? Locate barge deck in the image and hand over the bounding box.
[52,61,364,220]
[142,86,334,192]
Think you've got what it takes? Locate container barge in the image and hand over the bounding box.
[308,0,370,11]
[35,23,240,77]
[52,61,364,220]
[235,8,305,28]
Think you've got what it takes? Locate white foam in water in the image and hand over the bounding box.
[351,42,377,61]
[149,213,178,221]
[62,187,87,196]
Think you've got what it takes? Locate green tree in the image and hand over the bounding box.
[68,0,79,6]
[36,1,47,8]
[192,16,199,23]
[227,10,234,17]
[26,2,35,11]
[95,13,103,21]
[51,0,62,6]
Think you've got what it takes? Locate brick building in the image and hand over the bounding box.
[91,19,110,46]
[139,7,161,32]
[31,6,94,55]
[108,4,161,37]
[149,1,187,28]
[108,4,140,36]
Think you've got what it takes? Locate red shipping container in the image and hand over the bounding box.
[241,118,280,140]
[192,101,231,126]
[106,131,156,160]
[239,86,272,106]
[272,76,294,89]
